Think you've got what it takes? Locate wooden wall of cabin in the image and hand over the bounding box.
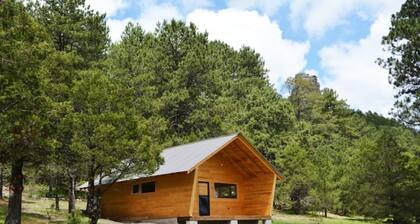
[192,148,276,218]
[242,174,276,216]
[193,151,246,217]
[100,172,195,221]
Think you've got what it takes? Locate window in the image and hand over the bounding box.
[132,184,140,194]
[214,183,237,198]
[132,182,155,194]
[141,182,155,193]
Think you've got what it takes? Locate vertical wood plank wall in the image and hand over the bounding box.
[242,174,276,215]
[193,151,246,217]
[101,172,195,221]
[99,137,278,221]
[192,147,275,219]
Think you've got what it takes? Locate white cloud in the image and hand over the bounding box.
[107,18,135,42]
[227,0,286,16]
[319,14,396,115]
[187,8,309,88]
[289,0,403,37]
[86,0,129,17]
[289,0,356,37]
[107,1,182,42]
[137,2,182,32]
[180,0,212,12]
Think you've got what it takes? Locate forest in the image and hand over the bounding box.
[0,0,419,224]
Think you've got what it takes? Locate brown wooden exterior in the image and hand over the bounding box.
[100,135,280,222]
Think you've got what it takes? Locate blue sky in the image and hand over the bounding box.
[86,0,404,115]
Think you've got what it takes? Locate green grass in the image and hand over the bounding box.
[0,196,121,224]
[0,197,91,224]
[2,199,376,224]
[5,200,51,224]
[272,211,375,224]
[1,192,375,224]
[0,200,6,222]
[273,220,373,224]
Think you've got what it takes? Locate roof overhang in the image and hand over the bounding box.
[187,133,284,180]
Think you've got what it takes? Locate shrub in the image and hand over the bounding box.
[67,210,83,224]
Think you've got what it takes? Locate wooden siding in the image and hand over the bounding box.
[193,151,246,217]
[101,172,195,221]
[192,138,276,219]
[242,175,276,215]
[100,137,278,221]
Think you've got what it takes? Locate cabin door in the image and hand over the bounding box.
[198,182,210,216]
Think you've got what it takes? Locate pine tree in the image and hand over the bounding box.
[286,73,321,120]
[31,0,109,66]
[345,127,420,223]
[0,1,55,223]
[70,69,164,224]
[30,0,110,214]
[378,0,420,127]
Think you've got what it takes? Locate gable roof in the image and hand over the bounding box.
[153,133,239,176]
[78,133,282,189]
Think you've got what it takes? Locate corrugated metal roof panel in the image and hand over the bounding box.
[78,133,238,188]
[153,133,238,176]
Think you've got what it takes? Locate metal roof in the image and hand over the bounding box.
[150,133,238,176]
[78,133,238,189]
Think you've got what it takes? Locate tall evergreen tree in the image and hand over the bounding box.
[286,73,321,120]
[70,69,165,224]
[30,0,110,213]
[31,0,109,66]
[276,138,315,214]
[107,20,296,157]
[344,127,420,223]
[378,0,420,127]
[0,1,55,223]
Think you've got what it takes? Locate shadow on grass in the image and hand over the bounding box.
[21,200,37,204]
[0,199,67,224]
[22,212,50,220]
[345,218,374,222]
[0,200,7,220]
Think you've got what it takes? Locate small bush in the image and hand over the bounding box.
[67,210,83,224]
[26,184,48,199]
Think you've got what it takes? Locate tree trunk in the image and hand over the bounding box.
[86,156,96,219]
[88,165,103,224]
[47,178,52,198]
[324,207,327,218]
[54,176,59,211]
[68,175,76,213]
[0,165,3,200]
[89,193,101,224]
[55,194,60,211]
[5,159,24,224]
[89,177,103,224]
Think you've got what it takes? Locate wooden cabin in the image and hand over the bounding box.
[87,133,282,224]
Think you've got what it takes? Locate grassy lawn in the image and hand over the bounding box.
[0,184,120,224]
[0,200,5,222]
[1,193,374,224]
[0,197,90,224]
[272,211,375,224]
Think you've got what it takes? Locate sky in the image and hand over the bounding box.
[85,0,404,116]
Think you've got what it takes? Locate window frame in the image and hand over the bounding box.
[131,184,140,195]
[214,183,237,199]
[141,181,156,193]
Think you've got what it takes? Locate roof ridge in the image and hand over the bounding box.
[163,133,239,152]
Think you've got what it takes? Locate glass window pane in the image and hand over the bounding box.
[214,183,237,198]
[132,184,140,194]
[141,182,155,193]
